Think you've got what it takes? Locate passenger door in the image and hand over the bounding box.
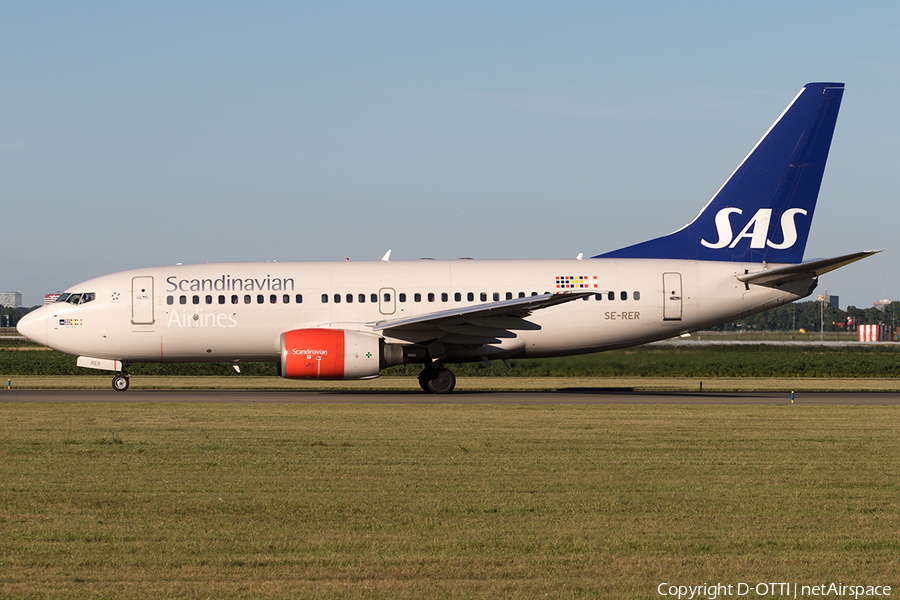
[132,276,155,325]
[662,272,682,321]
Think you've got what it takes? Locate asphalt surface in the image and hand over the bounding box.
[3,389,900,404]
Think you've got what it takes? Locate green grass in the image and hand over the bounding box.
[1,404,898,598]
[5,343,900,378]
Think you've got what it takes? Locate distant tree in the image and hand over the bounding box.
[1,305,40,328]
[708,299,900,332]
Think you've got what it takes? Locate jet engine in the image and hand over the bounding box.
[279,329,382,380]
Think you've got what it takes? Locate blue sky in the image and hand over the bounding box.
[3,2,898,308]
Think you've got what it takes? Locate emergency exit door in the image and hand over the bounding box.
[132,276,155,325]
[663,272,682,321]
[379,287,396,315]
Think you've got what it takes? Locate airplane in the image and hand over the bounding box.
[17,82,876,393]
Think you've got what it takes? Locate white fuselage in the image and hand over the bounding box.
[22,258,812,366]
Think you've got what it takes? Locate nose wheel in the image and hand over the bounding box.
[418,366,456,394]
[112,373,130,391]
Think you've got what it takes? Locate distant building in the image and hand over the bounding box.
[874,299,892,312]
[0,292,22,308]
[44,294,61,306]
[817,294,839,310]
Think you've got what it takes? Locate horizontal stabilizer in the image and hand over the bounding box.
[737,250,878,286]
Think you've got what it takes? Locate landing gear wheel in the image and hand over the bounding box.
[112,373,130,392]
[423,367,456,394]
[418,369,435,393]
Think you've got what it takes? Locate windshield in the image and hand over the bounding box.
[57,292,95,305]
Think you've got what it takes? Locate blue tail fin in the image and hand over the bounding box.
[595,82,844,263]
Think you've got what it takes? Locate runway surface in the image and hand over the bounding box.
[4,389,900,404]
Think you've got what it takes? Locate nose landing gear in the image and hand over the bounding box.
[112,372,130,391]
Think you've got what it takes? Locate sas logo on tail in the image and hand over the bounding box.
[701,208,807,250]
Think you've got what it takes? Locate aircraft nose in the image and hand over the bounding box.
[16,308,48,346]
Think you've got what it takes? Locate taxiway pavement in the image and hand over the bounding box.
[3,389,900,404]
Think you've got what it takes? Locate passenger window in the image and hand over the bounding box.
[595,293,603,301]
[180,295,187,305]
[506,292,512,300]
[519,292,525,298]
[270,294,277,304]
[334,294,341,304]
[428,293,435,302]
[634,291,641,301]
[454,292,461,302]
[531,292,538,297]
[480,293,487,301]
[608,291,615,301]
[621,291,627,301]
[192,295,200,305]
[359,294,366,303]
[493,292,500,301]
[257,295,265,304]
[296,294,303,304]
[346,294,353,303]
[370,293,377,303]
[467,292,474,302]
[383,292,391,302]
[321,294,328,303]
[283,294,289,303]
[244,295,251,304]
[441,293,448,302]
[219,295,226,304]
[205,295,213,304]
[399,293,406,302]
[167,296,174,305]
[414,293,421,303]
[232,295,239,304]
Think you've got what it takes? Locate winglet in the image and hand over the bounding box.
[381,249,392,262]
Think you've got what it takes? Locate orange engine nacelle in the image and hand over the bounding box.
[280,329,381,380]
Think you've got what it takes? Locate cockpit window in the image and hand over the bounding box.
[59,292,95,305]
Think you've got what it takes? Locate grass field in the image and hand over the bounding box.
[1,403,898,598]
[6,342,900,380]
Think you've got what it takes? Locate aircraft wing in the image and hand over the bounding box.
[737,251,879,287]
[370,291,594,344]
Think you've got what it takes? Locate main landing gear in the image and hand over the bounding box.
[112,372,130,392]
[418,365,456,394]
